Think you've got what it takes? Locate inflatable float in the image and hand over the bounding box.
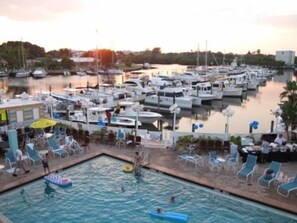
[150,210,189,222]
[122,165,134,173]
[44,173,72,188]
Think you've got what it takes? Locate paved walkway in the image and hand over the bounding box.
[0,142,296,216]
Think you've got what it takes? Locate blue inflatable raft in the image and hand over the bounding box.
[150,210,189,222]
[44,173,72,188]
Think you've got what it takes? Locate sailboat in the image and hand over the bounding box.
[12,41,31,78]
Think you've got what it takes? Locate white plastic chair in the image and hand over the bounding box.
[225,152,239,173]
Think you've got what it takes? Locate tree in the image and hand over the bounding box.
[280,81,297,102]
[279,81,297,140]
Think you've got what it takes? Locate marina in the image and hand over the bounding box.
[0,64,295,134]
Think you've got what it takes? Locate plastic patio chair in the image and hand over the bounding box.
[277,174,297,197]
[258,161,281,189]
[208,151,221,171]
[5,149,16,169]
[26,143,42,167]
[236,154,257,181]
[225,152,239,173]
[47,137,69,159]
[178,154,204,169]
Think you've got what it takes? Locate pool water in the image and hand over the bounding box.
[0,156,296,223]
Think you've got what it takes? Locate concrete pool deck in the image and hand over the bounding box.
[0,142,296,216]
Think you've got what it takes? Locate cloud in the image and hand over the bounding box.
[256,13,297,29]
[0,0,83,21]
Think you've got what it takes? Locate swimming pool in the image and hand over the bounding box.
[0,156,296,223]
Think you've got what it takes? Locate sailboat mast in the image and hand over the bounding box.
[196,43,200,67]
[205,40,208,68]
[20,40,25,69]
[96,29,99,91]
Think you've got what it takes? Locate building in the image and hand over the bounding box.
[0,98,45,131]
[275,50,295,66]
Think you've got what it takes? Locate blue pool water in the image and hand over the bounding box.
[0,156,296,223]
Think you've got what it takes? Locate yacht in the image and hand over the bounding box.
[190,82,223,101]
[211,79,243,98]
[32,68,47,78]
[144,87,196,110]
[117,78,155,95]
[173,71,204,85]
[10,69,30,78]
[69,106,142,127]
[117,101,163,123]
[0,70,8,77]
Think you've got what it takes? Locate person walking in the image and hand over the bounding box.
[13,148,30,177]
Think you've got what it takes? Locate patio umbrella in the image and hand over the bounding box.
[30,118,57,129]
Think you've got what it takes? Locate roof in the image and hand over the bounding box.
[0,99,44,109]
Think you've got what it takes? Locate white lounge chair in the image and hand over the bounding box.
[178,154,204,169]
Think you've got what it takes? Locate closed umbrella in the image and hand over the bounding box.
[30,118,57,129]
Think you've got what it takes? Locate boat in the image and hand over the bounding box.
[0,70,8,77]
[32,67,47,78]
[117,78,155,95]
[51,87,94,106]
[211,79,243,98]
[173,71,204,85]
[190,82,223,101]
[11,41,31,78]
[144,87,196,110]
[63,69,71,76]
[117,101,163,123]
[69,106,142,127]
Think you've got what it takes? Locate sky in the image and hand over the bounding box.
[0,0,297,54]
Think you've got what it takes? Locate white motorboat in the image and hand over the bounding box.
[190,82,223,101]
[144,87,196,110]
[69,106,142,127]
[32,68,47,78]
[117,101,163,123]
[117,78,155,95]
[51,87,94,106]
[211,79,243,98]
[173,71,204,85]
[0,70,8,77]
[11,69,31,78]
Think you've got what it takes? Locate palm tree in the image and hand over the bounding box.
[280,81,297,102]
[279,81,297,140]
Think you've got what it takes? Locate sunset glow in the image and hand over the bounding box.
[0,0,296,54]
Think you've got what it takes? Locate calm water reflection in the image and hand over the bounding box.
[0,65,295,134]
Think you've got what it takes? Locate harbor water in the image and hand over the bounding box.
[1,64,295,134]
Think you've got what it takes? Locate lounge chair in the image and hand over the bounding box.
[208,151,223,171]
[236,154,257,181]
[47,137,69,159]
[225,152,239,173]
[178,154,204,169]
[65,136,83,154]
[258,161,281,188]
[277,174,297,197]
[26,143,42,167]
[5,149,16,169]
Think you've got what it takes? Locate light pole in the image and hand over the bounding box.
[0,89,4,103]
[45,96,54,118]
[222,107,234,140]
[132,102,144,136]
[169,103,181,149]
[271,106,283,133]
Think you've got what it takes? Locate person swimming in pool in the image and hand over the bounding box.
[134,152,142,176]
[157,208,162,214]
[121,186,125,193]
[170,196,176,204]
